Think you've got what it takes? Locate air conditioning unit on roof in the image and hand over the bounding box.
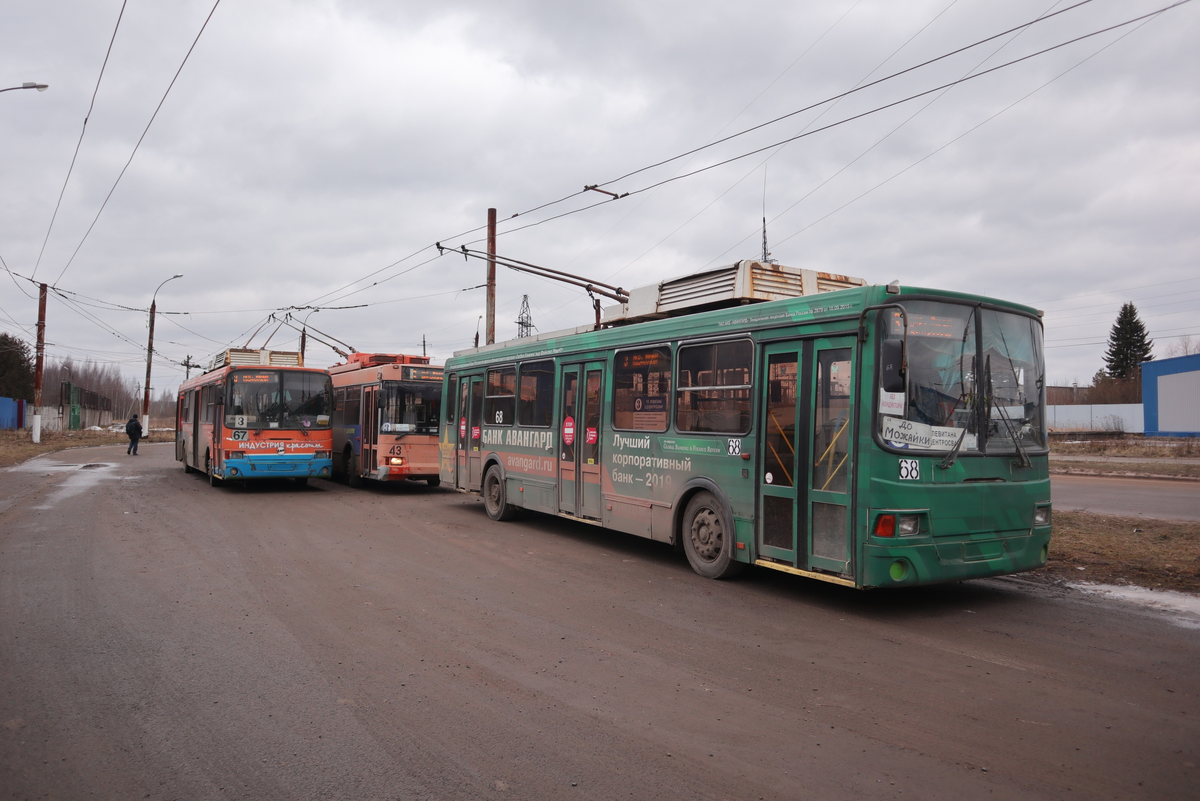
[601,260,867,325]
[206,348,303,372]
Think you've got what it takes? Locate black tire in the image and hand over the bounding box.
[295,477,309,488]
[482,466,517,521]
[348,454,366,488]
[425,477,441,488]
[206,452,223,488]
[681,491,744,579]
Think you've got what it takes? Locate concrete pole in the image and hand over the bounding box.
[486,207,496,345]
[143,298,156,435]
[32,283,47,443]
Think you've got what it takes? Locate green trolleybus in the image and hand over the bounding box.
[439,272,1049,589]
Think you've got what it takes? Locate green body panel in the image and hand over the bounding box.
[440,283,1050,589]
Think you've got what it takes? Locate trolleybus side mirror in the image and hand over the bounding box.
[880,339,905,393]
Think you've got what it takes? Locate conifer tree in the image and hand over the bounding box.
[1102,302,1153,380]
[0,333,35,401]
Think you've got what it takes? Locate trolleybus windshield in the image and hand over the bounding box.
[225,370,333,430]
[380,380,441,434]
[880,301,1045,454]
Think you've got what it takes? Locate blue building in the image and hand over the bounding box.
[1142,353,1200,437]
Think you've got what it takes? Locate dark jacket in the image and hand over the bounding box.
[126,418,143,439]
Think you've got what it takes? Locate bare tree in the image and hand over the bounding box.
[1163,335,1199,358]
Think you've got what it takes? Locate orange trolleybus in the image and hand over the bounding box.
[176,348,335,486]
[329,353,443,486]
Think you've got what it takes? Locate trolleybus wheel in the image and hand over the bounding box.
[482,466,517,521]
[295,477,309,488]
[206,452,223,488]
[682,491,743,579]
[425,477,441,488]
[348,454,364,488]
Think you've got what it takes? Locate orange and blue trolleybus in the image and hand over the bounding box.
[176,348,334,486]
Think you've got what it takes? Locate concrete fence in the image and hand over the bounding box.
[1047,403,1144,433]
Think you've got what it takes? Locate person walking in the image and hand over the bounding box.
[126,414,143,455]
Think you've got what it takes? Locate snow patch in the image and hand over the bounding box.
[1071,583,1200,629]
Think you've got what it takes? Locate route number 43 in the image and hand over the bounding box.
[899,459,920,481]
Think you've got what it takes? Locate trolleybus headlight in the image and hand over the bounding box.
[315,451,331,460]
[1034,506,1051,526]
[229,467,240,476]
[225,451,244,459]
[389,456,405,466]
[897,515,920,536]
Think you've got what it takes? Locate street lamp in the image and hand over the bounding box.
[0,82,49,93]
[143,274,183,437]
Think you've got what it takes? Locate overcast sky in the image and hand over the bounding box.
[2,0,1197,396]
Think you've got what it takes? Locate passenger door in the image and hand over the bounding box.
[363,385,378,475]
[557,362,605,519]
[806,338,855,575]
[758,343,805,565]
[467,376,484,490]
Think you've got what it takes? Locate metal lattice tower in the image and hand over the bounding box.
[515,295,534,338]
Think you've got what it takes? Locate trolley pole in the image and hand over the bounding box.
[486,207,496,345]
[32,283,47,443]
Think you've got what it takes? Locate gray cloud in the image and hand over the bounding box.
[2,0,1197,389]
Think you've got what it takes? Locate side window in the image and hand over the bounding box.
[676,340,753,434]
[344,386,361,425]
[333,388,346,425]
[446,374,457,422]
[202,385,215,424]
[613,347,672,431]
[485,367,516,427]
[517,360,554,427]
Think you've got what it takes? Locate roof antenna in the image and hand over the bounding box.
[761,166,776,264]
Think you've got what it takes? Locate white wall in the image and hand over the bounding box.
[1047,404,1144,433]
[1158,371,1200,433]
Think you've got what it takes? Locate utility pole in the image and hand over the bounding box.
[181,355,201,379]
[422,335,427,357]
[300,327,307,363]
[32,283,47,443]
[143,274,181,436]
[486,207,496,345]
[143,299,157,432]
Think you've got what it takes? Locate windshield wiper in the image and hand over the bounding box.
[939,428,967,470]
[992,398,1032,469]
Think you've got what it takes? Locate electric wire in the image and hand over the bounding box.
[31,0,128,279]
[55,0,224,285]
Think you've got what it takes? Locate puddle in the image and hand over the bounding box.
[1071,583,1200,629]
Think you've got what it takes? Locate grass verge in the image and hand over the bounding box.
[0,429,175,468]
[1052,438,1199,458]
[1043,510,1200,594]
[1050,461,1200,480]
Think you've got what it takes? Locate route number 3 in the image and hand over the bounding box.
[727,439,741,456]
[899,459,920,481]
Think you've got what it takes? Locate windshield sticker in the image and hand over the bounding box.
[879,390,905,415]
[881,416,977,451]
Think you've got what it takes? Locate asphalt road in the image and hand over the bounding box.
[2,443,1197,800]
[1051,474,1200,521]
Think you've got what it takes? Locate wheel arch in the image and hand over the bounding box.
[671,477,736,552]
[482,453,506,483]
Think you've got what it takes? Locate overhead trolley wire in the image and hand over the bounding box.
[32,0,129,280]
[55,0,224,285]
[593,0,1107,192]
